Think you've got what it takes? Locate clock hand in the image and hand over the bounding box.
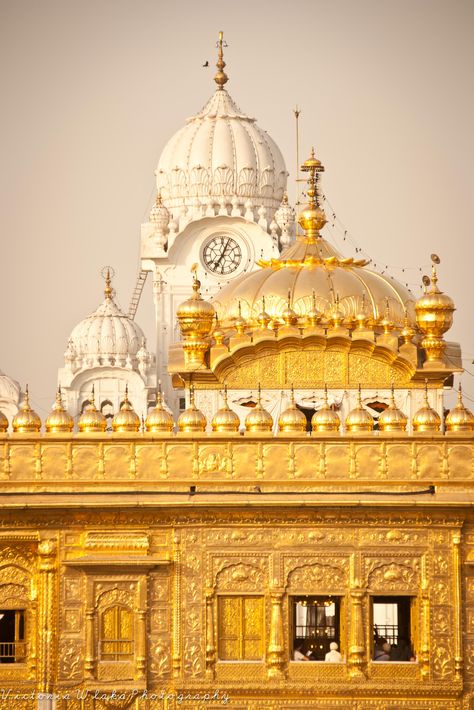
[213,239,231,270]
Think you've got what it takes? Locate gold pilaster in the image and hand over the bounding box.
[452,530,463,679]
[84,607,95,679]
[348,553,366,678]
[205,587,216,679]
[267,588,285,679]
[172,533,182,678]
[419,553,430,680]
[38,538,57,694]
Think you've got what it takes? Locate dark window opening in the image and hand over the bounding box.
[100,399,114,431]
[366,401,387,431]
[373,596,415,662]
[292,596,340,661]
[295,405,314,432]
[0,610,26,663]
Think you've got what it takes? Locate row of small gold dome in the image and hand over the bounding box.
[3,382,474,435]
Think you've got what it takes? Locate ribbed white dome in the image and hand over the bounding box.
[156,88,287,216]
[67,293,147,367]
[0,370,20,405]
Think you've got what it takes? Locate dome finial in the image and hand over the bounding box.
[101,266,115,300]
[214,30,229,89]
[298,148,327,241]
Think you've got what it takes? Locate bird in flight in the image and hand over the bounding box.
[202,60,209,67]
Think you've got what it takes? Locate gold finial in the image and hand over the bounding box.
[311,383,341,433]
[214,30,229,89]
[112,385,140,432]
[212,384,240,433]
[445,383,474,432]
[298,148,327,241]
[101,266,115,300]
[46,385,74,433]
[12,384,42,433]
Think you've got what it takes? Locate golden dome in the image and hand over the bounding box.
[378,387,408,432]
[78,386,107,433]
[412,384,441,432]
[178,384,207,433]
[311,386,341,433]
[415,262,455,336]
[281,292,298,327]
[45,387,74,433]
[211,387,240,432]
[345,387,374,433]
[145,386,174,433]
[445,385,474,432]
[278,387,307,433]
[176,269,215,339]
[212,150,415,331]
[212,315,226,346]
[0,409,8,433]
[112,386,140,432]
[12,386,41,433]
[245,386,273,433]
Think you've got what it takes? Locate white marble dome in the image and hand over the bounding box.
[0,369,21,424]
[156,88,287,218]
[67,290,147,369]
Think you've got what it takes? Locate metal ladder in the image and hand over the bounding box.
[128,269,148,320]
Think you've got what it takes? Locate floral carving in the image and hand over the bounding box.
[0,582,28,606]
[286,560,347,591]
[367,560,419,592]
[150,639,171,678]
[215,562,265,591]
[432,640,453,679]
[59,639,82,679]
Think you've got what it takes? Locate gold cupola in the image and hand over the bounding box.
[145,384,174,433]
[445,385,474,432]
[178,384,207,433]
[211,386,240,433]
[245,385,273,433]
[378,386,408,432]
[311,385,341,433]
[412,383,441,433]
[278,386,307,433]
[0,409,8,433]
[78,386,107,433]
[45,386,74,433]
[415,256,455,368]
[177,266,215,367]
[12,386,41,433]
[345,386,374,433]
[112,386,140,433]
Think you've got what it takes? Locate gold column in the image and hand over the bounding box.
[172,533,182,679]
[136,610,147,680]
[267,589,285,679]
[84,607,95,679]
[419,554,430,680]
[453,530,463,680]
[348,554,366,678]
[205,587,216,679]
[38,539,57,694]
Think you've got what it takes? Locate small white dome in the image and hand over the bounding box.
[156,88,287,216]
[68,288,147,368]
[0,369,21,425]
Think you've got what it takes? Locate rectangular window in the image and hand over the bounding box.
[292,596,341,661]
[218,596,264,661]
[100,606,134,662]
[0,610,26,663]
[372,596,415,661]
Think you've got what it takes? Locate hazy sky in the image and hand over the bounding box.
[1,0,473,415]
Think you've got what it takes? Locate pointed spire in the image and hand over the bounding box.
[214,30,229,89]
[104,268,112,300]
[298,148,327,241]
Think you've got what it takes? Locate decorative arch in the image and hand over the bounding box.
[286,561,346,593]
[215,562,265,592]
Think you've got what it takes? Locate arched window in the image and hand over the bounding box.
[100,605,133,661]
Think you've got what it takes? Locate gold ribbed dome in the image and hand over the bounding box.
[12,387,41,433]
[415,263,455,334]
[45,387,74,433]
[378,387,408,432]
[0,409,8,433]
[177,270,215,339]
[112,386,140,432]
[445,385,474,432]
[212,150,415,331]
[78,386,107,433]
[311,386,341,432]
[345,387,374,433]
[412,385,441,432]
[278,387,307,433]
[212,387,240,432]
[145,386,174,433]
[245,386,273,433]
[178,384,207,433]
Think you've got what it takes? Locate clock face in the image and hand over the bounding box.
[202,236,243,275]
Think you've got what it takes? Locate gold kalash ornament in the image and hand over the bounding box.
[311,384,341,433]
[415,255,455,368]
[145,383,174,433]
[176,265,215,368]
[378,385,408,432]
[345,385,374,433]
[412,381,441,432]
[212,386,240,433]
[278,385,307,433]
[445,384,474,432]
[112,385,140,432]
[245,384,273,433]
[45,386,74,433]
[178,383,207,433]
[77,385,107,433]
[12,385,41,433]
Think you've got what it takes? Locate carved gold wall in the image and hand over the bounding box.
[0,434,474,709]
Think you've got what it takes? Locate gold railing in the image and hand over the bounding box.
[0,641,26,662]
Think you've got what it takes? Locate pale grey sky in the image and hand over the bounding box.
[1,0,473,414]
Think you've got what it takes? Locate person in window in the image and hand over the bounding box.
[325,642,342,662]
[293,643,309,661]
[374,642,391,661]
[390,638,413,662]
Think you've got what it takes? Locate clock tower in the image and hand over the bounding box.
[140,33,294,414]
